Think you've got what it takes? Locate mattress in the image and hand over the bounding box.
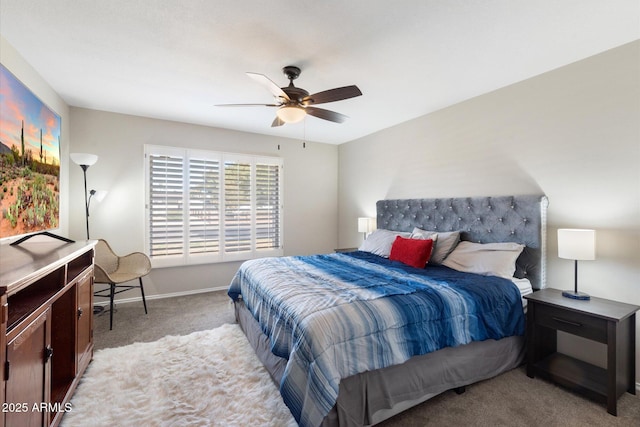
[513,277,533,308]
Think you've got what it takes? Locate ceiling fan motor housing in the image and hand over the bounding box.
[282,86,309,103]
[281,66,309,102]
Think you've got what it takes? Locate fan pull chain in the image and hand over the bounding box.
[303,117,307,148]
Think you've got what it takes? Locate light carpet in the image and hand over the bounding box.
[62,323,296,427]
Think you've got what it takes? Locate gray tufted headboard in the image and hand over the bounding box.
[376,195,548,289]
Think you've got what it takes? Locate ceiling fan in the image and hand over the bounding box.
[217,66,362,127]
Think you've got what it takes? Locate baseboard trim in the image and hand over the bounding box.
[93,286,228,307]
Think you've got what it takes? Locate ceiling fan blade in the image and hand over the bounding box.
[271,116,285,127]
[302,85,362,105]
[246,72,290,101]
[215,103,280,107]
[305,106,348,123]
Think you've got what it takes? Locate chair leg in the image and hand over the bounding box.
[109,283,115,330]
[139,277,148,314]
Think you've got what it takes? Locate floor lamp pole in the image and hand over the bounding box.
[81,164,90,239]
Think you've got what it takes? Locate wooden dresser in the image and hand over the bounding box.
[0,240,96,427]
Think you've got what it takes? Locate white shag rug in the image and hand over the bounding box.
[62,324,296,427]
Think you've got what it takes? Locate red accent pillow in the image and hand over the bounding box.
[389,236,434,269]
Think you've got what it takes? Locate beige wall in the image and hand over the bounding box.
[338,41,640,384]
[1,36,71,238]
[68,108,338,295]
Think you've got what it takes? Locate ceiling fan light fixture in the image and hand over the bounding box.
[276,105,306,123]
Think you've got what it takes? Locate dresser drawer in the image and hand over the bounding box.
[535,304,607,343]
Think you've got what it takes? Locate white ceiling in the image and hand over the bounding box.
[1,1,638,144]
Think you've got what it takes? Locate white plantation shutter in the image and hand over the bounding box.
[255,162,281,250]
[188,152,221,256]
[145,145,283,267]
[223,159,252,255]
[148,150,185,258]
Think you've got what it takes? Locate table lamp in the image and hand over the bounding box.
[558,228,596,300]
[358,217,375,241]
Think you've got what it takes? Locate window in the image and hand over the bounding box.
[144,145,283,267]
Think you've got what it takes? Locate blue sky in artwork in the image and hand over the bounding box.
[0,64,61,165]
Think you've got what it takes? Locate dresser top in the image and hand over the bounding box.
[525,288,640,322]
[0,240,96,293]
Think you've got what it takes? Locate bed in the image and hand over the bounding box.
[228,195,548,426]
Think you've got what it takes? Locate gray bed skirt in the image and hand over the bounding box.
[234,300,526,426]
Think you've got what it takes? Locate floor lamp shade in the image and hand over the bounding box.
[558,229,596,300]
[70,153,98,167]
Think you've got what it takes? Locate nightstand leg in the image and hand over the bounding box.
[607,322,617,416]
[526,305,556,378]
[629,314,636,395]
[526,306,535,378]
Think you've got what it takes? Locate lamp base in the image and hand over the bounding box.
[562,290,590,300]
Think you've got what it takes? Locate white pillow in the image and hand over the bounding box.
[441,241,525,279]
[410,228,460,264]
[359,229,411,258]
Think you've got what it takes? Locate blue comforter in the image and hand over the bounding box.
[228,251,525,427]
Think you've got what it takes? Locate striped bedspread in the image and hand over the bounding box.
[227,251,525,427]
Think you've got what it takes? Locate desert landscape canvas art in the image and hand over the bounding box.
[0,63,61,239]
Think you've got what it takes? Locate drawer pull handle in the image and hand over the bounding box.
[552,317,582,327]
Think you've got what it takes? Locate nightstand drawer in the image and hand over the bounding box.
[535,304,607,343]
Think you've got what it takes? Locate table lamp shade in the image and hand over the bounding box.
[558,229,596,260]
[558,228,595,300]
[358,218,369,233]
[358,217,375,233]
[358,217,375,241]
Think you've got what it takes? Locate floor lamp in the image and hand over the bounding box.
[70,153,98,239]
[71,153,107,315]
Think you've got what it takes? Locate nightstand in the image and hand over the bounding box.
[334,247,357,253]
[524,289,639,416]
